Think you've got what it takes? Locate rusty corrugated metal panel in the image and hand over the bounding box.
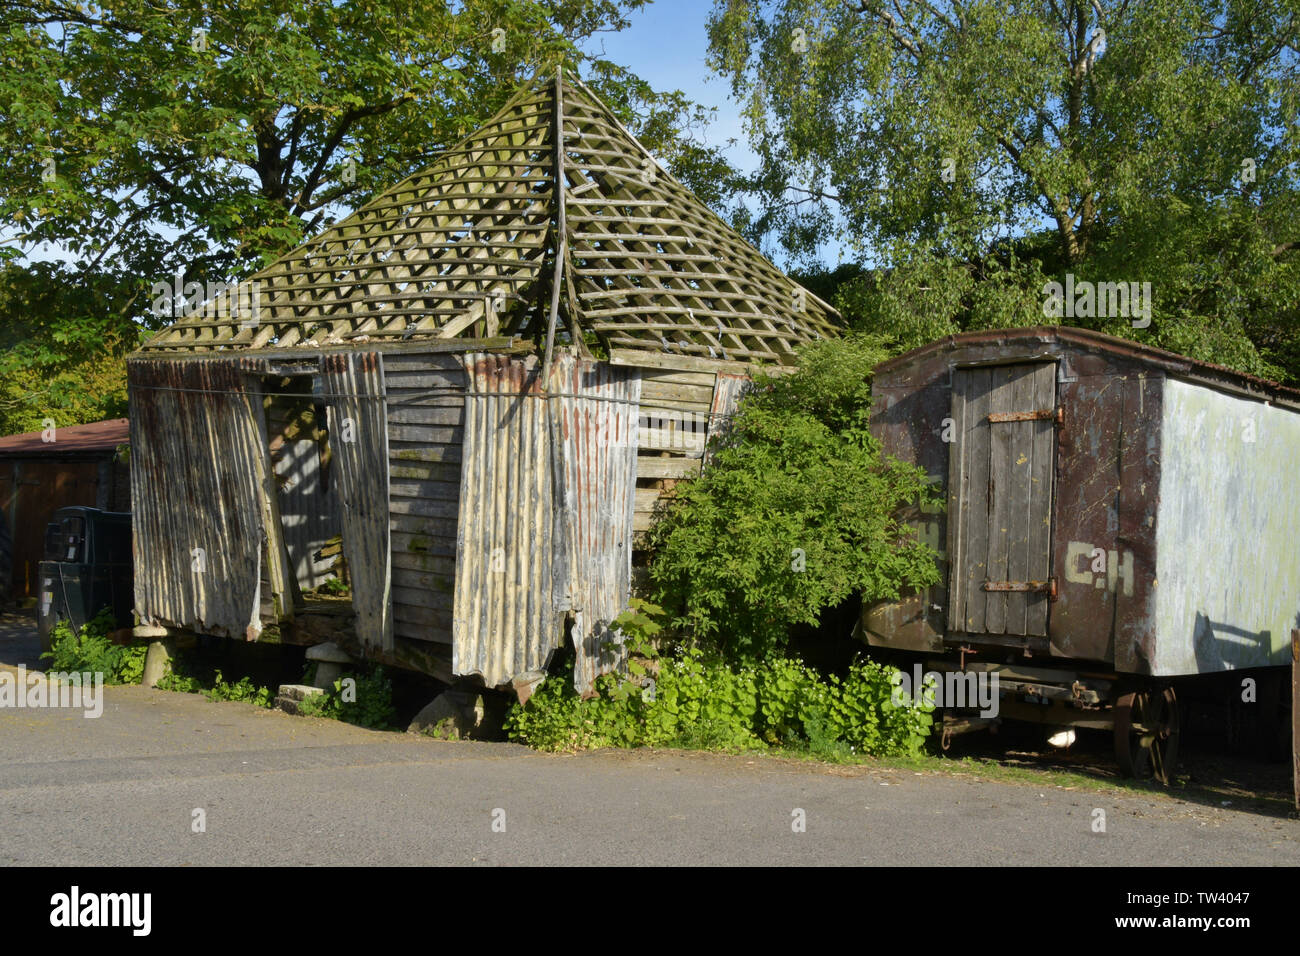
[549,354,641,693]
[320,352,393,653]
[127,359,270,639]
[453,353,559,687]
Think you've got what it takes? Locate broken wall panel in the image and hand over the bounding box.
[265,383,338,593]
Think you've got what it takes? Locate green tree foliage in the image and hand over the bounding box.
[0,261,150,435]
[645,333,942,662]
[1,0,736,282]
[0,1,740,433]
[707,0,1300,379]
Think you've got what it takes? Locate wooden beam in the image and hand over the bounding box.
[609,348,793,376]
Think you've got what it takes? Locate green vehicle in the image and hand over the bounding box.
[36,506,133,653]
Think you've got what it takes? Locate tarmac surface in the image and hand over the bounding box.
[1,609,1297,866]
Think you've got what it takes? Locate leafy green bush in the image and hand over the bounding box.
[41,610,146,685]
[645,333,942,662]
[505,651,932,757]
[298,665,398,730]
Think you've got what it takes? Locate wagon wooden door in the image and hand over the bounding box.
[947,362,1058,638]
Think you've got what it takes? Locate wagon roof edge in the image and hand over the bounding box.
[874,326,1300,408]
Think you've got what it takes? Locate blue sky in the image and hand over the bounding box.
[592,1,849,266]
[582,0,750,153]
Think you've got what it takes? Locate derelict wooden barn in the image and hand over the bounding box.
[127,72,840,694]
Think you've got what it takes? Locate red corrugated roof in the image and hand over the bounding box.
[0,418,129,456]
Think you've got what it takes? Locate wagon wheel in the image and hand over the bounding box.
[1114,687,1180,785]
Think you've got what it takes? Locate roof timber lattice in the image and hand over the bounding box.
[140,72,842,363]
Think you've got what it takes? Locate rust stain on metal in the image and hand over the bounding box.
[452,352,642,693]
[987,408,1061,423]
[982,580,1054,594]
[867,326,1300,678]
[548,355,641,692]
[453,353,558,688]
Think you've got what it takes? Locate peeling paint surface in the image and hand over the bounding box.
[1152,378,1300,674]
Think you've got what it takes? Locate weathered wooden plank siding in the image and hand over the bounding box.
[631,369,717,544]
[383,351,465,647]
[320,352,393,653]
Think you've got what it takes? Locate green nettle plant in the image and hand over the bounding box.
[41,610,146,685]
[204,670,273,708]
[645,333,942,662]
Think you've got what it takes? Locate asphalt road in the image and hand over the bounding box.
[2,664,1297,865]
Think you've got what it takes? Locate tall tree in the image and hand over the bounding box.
[707,0,1300,379]
[0,1,737,429]
[1,0,735,292]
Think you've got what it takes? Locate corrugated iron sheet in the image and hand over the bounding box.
[321,352,393,653]
[549,354,641,692]
[453,353,559,687]
[128,359,269,639]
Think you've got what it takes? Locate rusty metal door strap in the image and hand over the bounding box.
[987,407,1063,424]
[982,579,1058,597]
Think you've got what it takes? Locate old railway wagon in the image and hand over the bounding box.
[127,71,839,699]
[863,327,1300,782]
